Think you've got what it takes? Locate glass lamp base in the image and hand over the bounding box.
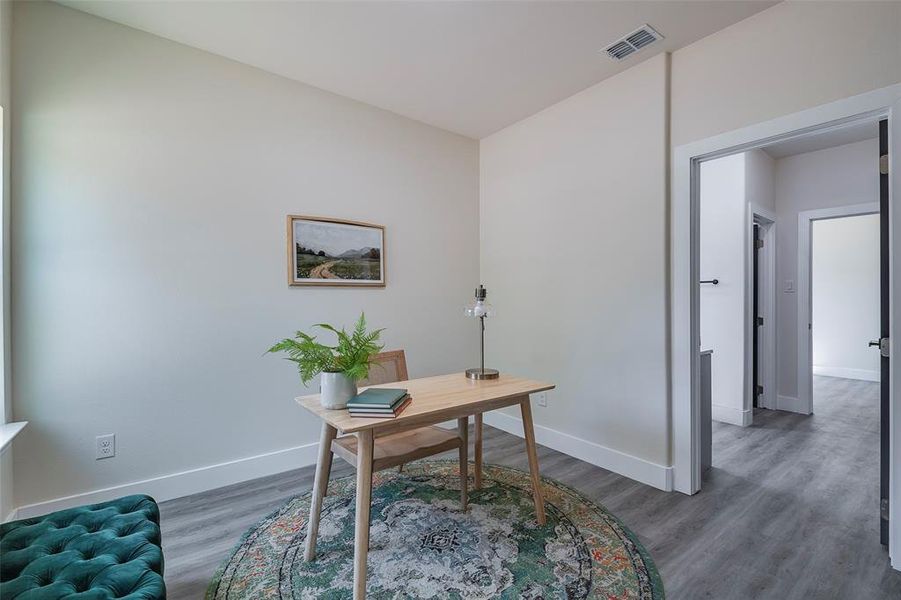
[465,368,500,380]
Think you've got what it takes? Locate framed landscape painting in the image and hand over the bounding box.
[287,215,386,287]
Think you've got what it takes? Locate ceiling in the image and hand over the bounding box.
[59,0,776,139]
[762,121,879,159]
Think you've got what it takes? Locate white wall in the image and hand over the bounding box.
[699,150,774,427]
[479,54,671,488]
[11,2,479,510]
[745,149,775,212]
[812,214,880,381]
[671,0,901,147]
[699,154,747,426]
[774,139,879,402]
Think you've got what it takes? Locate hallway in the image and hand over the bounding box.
[697,375,892,598]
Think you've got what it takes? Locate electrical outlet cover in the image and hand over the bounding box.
[96,434,116,459]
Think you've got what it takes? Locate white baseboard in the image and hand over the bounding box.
[777,394,810,414]
[813,365,880,382]
[15,412,677,519]
[481,412,673,492]
[15,442,319,519]
[3,508,18,523]
[711,404,753,427]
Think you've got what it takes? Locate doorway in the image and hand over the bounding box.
[801,207,880,411]
[696,121,888,544]
[812,213,880,382]
[750,212,776,411]
[672,85,901,559]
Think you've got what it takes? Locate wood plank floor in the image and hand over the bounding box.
[160,376,901,598]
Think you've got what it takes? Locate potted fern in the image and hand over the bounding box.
[267,313,384,409]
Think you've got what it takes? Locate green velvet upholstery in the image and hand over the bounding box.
[0,495,165,599]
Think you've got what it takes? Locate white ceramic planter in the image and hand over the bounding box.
[320,371,357,409]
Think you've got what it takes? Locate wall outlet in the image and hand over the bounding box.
[96,434,116,460]
[534,391,548,407]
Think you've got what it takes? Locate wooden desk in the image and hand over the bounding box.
[296,373,555,599]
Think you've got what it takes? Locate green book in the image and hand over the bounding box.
[346,388,408,409]
[349,395,410,414]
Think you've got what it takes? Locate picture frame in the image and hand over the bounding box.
[286,215,386,287]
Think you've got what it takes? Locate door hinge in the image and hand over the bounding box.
[755,238,764,249]
[880,154,889,175]
[756,384,764,396]
[881,497,889,521]
[757,316,764,326]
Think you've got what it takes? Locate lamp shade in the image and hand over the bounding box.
[464,284,495,318]
[464,299,495,318]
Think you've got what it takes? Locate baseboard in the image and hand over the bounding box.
[16,413,677,518]
[3,508,18,523]
[15,441,319,519]
[481,412,673,492]
[711,404,753,427]
[812,366,880,382]
[777,395,810,414]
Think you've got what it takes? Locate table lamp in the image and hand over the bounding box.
[464,284,499,380]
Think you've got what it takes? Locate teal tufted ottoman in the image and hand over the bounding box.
[0,494,165,599]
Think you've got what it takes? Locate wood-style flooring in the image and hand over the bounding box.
[159,376,901,598]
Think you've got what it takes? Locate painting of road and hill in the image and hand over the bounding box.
[291,217,384,285]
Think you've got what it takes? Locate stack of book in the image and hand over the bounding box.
[347,388,412,418]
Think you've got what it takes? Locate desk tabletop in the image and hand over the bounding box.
[296,372,554,434]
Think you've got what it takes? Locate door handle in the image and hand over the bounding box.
[870,338,890,358]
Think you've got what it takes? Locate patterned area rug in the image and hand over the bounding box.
[208,461,664,599]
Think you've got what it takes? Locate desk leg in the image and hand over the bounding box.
[304,422,337,562]
[473,413,483,489]
[353,429,374,600]
[457,417,468,511]
[519,399,546,526]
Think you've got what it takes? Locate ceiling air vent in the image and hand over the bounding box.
[603,24,663,61]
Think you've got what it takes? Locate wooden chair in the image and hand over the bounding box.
[358,349,408,386]
[304,349,470,564]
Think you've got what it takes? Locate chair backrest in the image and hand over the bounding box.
[361,350,409,386]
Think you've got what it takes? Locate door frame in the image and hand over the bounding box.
[797,203,880,414]
[748,206,776,411]
[671,83,901,566]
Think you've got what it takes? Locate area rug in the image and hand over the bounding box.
[207,461,664,599]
